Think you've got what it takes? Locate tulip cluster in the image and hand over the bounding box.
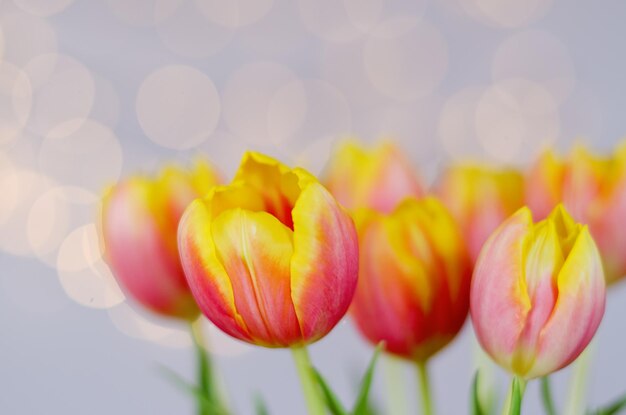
[98,139,623,415]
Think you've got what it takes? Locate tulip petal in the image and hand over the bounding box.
[402,197,470,302]
[593,181,626,283]
[102,179,198,319]
[526,151,564,221]
[324,141,423,213]
[178,199,253,342]
[529,226,605,378]
[208,184,266,219]
[511,220,562,375]
[351,212,431,357]
[351,198,471,360]
[365,144,424,213]
[290,181,359,342]
[210,207,302,346]
[563,147,609,219]
[471,208,533,368]
[438,166,524,262]
[188,159,222,196]
[407,198,472,343]
[232,152,315,228]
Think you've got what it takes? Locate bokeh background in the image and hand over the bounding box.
[2,0,626,413]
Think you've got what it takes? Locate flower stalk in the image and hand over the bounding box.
[291,346,325,415]
[502,376,526,415]
[416,361,434,415]
[190,319,224,415]
[565,345,593,415]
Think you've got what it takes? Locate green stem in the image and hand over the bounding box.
[416,360,434,415]
[383,354,407,415]
[472,336,498,413]
[565,345,593,415]
[190,320,222,415]
[291,346,325,415]
[540,377,557,415]
[502,376,526,415]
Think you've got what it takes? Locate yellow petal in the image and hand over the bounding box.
[189,158,221,196]
[546,204,581,257]
[208,184,266,220]
[523,220,564,297]
[406,197,470,301]
[231,152,316,228]
[527,225,605,378]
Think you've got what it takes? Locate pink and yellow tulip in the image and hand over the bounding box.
[178,152,359,347]
[324,140,424,213]
[526,145,626,284]
[437,164,524,263]
[350,197,472,361]
[471,205,606,379]
[100,160,221,320]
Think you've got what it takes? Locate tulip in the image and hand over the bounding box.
[350,196,472,362]
[324,140,424,213]
[526,145,626,284]
[471,205,606,380]
[100,160,220,320]
[178,152,359,347]
[437,164,524,263]
[350,196,471,415]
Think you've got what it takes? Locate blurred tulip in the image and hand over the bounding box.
[471,205,606,379]
[437,164,524,263]
[350,197,472,361]
[178,152,359,347]
[100,160,220,320]
[525,150,563,221]
[324,140,424,213]
[526,145,626,284]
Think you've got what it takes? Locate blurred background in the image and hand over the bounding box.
[2,0,626,413]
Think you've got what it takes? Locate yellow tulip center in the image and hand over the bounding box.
[206,155,307,231]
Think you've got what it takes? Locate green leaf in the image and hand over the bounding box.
[311,342,383,415]
[590,392,626,415]
[254,394,270,415]
[352,342,383,415]
[540,377,557,415]
[310,343,383,415]
[194,330,220,411]
[158,364,196,395]
[313,368,348,415]
[471,371,486,415]
[508,377,523,415]
[157,365,227,415]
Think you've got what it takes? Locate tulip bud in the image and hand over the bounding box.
[178,152,359,347]
[437,164,524,263]
[526,145,626,284]
[324,140,424,213]
[350,197,472,361]
[100,160,220,320]
[471,205,606,379]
